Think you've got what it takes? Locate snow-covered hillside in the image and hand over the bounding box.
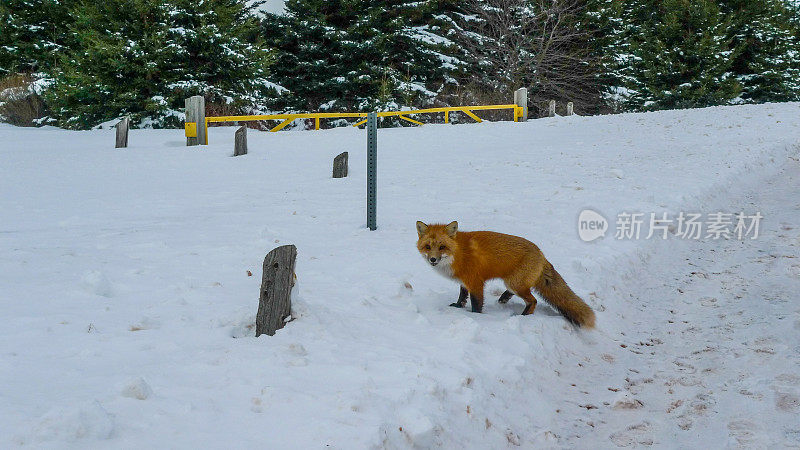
[1,103,799,448]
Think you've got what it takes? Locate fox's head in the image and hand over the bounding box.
[416,221,458,267]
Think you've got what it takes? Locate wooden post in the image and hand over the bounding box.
[366,113,377,231]
[332,151,348,178]
[567,102,574,116]
[548,100,556,117]
[233,125,247,156]
[255,245,297,337]
[114,116,131,148]
[513,88,528,122]
[185,95,207,146]
[115,116,129,148]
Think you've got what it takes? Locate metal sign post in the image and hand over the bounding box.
[366,112,377,230]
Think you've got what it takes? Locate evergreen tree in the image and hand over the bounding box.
[613,0,740,111]
[0,0,76,75]
[721,0,800,103]
[570,0,619,114]
[46,0,278,129]
[793,0,800,39]
[262,0,464,116]
[588,0,628,112]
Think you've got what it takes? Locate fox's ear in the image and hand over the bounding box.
[416,221,428,236]
[445,221,458,237]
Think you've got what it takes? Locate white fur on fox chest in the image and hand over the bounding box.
[429,256,456,280]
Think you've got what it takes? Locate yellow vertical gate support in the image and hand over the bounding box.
[444,110,449,123]
[315,118,320,130]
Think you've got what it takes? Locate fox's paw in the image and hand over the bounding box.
[449,302,465,308]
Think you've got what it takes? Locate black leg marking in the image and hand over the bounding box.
[498,290,513,304]
[520,300,537,316]
[449,286,468,308]
[470,292,484,313]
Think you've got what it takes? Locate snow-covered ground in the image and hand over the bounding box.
[1,103,799,448]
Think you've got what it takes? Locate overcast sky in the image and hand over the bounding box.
[251,0,286,15]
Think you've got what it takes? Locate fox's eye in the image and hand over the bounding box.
[439,245,446,251]
[424,244,431,250]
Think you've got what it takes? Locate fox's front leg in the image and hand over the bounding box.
[467,284,485,313]
[450,286,468,308]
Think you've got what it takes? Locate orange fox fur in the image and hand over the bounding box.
[416,221,595,328]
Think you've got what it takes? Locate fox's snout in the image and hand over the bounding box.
[419,247,449,267]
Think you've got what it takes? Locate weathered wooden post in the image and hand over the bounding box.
[366,113,377,231]
[233,125,247,156]
[513,88,528,122]
[567,102,574,116]
[115,116,129,148]
[185,95,207,146]
[332,152,348,178]
[255,245,297,337]
[548,100,556,117]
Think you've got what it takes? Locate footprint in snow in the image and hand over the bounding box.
[727,419,763,447]
[774,373,800,385]
[609,421,653,447]
[774,392,800,412]
[699,297,718,307]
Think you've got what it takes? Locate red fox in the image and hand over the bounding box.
[416,221,595,328]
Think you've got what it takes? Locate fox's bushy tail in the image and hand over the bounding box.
[534,263,596,328]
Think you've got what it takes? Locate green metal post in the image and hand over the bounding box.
[366,112,377,230]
